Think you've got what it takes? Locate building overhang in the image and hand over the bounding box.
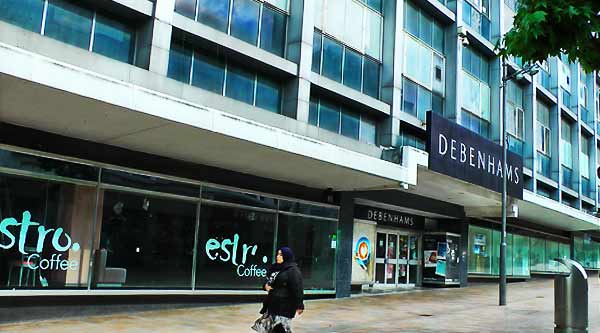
[0,42,414,192]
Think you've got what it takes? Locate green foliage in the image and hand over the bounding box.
[502,0,600,72]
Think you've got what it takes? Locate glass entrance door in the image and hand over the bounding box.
[376,232,420,286]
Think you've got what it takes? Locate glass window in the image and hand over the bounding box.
[192,51,226,94]
[277,214,336,290]
[462,74,480,114]
[230,0,260,45]
[404,37,420,82]
[312,31,322,73]
[512,234,530,276]
[366,0,382,12]
[363,57,380,99]
[432,94,443,115]
[92,15,133,64]
[255,76,281,113]
[319,100,340,133]
[403,79,418,117]
[167,43,192,83]
[322,37,343,82]
[417,86,432,121]
[0,149,99,182]
[174,0,197,19]
[225,65,256,105]
[432,54,445,96]
[529,237,545,272]
[344,0,364,51]
[260,6,286,56]
[0,174,96,289]
[0,0,44,33]
[195,204,276,289]
[364,10,382,60]
[545,240,560,272]
[323,0,345,40]
[561,120,573,168]
[45,0,93,50]
[341,109,360,140]
[432,22,444,54]
[101,169,199,198]
[419,13,433,46]
[95,190,196,288]
[468,226,492,274]
[343,48,363,91]
[360,117,377,145]
[309,97,319,126]
[404,1,419,37]
[417,43,433,88]
[197,0,231,32]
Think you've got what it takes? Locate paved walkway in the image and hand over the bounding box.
[1,277,599,333]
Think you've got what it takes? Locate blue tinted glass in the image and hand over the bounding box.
[343,49,363,91]
[319,100,340,133]
[0,0,44,32]
[481,16,490,40]
[322,37,342,82]
[45,0,93,49]
[192,51,225,94]
[255,76,281,113]
[462,47,471,70]
[433,22,444,54]
[198,0,230,31]
[432,94,443,115]
[92,15,133,63]
[363,58,380,98]
[312,31,322,73]
[167,43,192,83]
[175,0,197,19]
[260,6,286,56]
[366,0,382,13]
[419,14,433,46]
[341,109,360,140]
[462,1,471,26]
[230,0,260,45]
[417,86,432,122]
[471,52,481,78]
[225,65,255,104]
[309,97,318,125]
[404,1,419,36]
[403,79,417,116]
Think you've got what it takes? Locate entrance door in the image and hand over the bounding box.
[376,231,420,286]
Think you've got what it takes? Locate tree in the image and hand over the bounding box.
[502,0,600,72]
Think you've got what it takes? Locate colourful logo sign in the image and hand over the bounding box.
[354,236,371,270]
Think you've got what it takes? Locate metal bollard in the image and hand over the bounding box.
[554,258,588,333]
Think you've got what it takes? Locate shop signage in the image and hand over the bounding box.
[0,211,80,271]
[205,233,268,278]
[426,112,524,199]
[354,205,425,230]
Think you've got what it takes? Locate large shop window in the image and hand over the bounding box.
[312,30,381,99]
[174,0,287,57]
[0,0,135,64]
[309,95,378,145]
[168,42,283,114]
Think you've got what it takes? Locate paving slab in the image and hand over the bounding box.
[1,277,599,333]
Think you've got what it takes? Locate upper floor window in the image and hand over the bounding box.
[309,95,377,145]
[168,41,283,114]
[175,0,287,57]
[581,135,590,179]
[404,1,444,54]
[506,81,524,139]
[0,0,135,64]
[461,46,490,125]
[312,30,380,99]
[462,0,491,40]
[561,119,573,169]
[313,0,382,61]
[536,101,551,156]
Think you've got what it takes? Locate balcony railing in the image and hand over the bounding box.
[462,1,491,41]
[581,106,594,126]
[536,69,552,92]
[561,166,575,190]
[507,134,524,156]
[561,89,574,113]
[536,153,552,179]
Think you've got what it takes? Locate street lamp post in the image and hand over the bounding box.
[499,55,538,306]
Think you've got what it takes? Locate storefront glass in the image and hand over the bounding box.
[468,226,492,274]
[529,237,546,272]
[512,234,530,276]
[545,240,559,272]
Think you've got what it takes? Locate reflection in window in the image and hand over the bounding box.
[192,51,226,94]
[44,0,93,50]
[226,66,256,105]
[96,191,196,288]
[230,0,260,45]
[0,175,96,289]
[255,76,282,113]
[0,0,44,32]
[309,96,377,144]
[260,5,286,56]
[277,214,337,290]
[167,44,192,83]
[197,0,230,31]
[322,36,343,82]
[174,0,197,19]
[92,15,134,64]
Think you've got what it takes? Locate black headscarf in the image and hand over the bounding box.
[269,247,296,273]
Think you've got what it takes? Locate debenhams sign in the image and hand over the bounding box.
[426,112,524,199]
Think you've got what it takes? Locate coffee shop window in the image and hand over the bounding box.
[0,173,96,289]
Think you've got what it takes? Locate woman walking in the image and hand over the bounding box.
[252,247,304,333]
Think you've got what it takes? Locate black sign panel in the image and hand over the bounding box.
[426,112,523,199]
[354,205,425,230]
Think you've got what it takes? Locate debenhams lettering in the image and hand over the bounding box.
[437,133,520,185]
[367,210,414,226]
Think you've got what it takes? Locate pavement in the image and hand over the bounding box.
[1,277,599,333]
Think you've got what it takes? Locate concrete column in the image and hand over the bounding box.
[379,0,402,147]
[282,0,313,122]
[336,192,355,298]
[148,0,175,76]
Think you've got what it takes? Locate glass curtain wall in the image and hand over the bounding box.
[0,147,338,291]
[460,46,491,138]
[0,0,135,64]
[574,236,600,269]
[536,101,552,178]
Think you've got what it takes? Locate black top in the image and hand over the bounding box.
[260,262,305,318]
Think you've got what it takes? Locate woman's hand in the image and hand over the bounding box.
[296,309,304,316]
[264,284,273,291]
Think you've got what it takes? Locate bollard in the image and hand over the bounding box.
[554,258,588,333]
